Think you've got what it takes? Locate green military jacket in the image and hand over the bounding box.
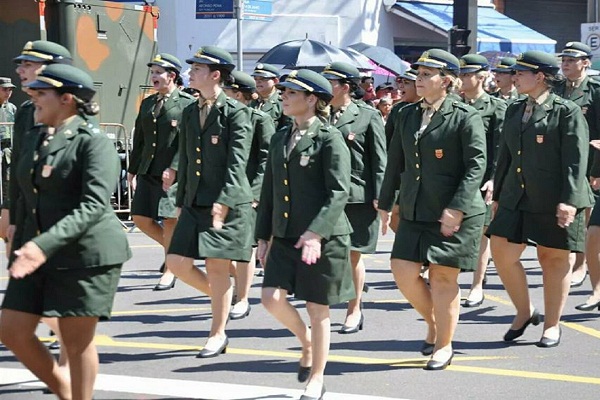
[385,101,413,147]
[250,89,291,130]
[334,101,386,203]
[7,101,35,217]
[175,91,254,209]
[129,89,195,177]
[491,87,520,102]
[256,119,352,241]
[247,107,275,202]
[463,92,507,182]
[493,94,594,212]
[379,97,487,221]
[11,115,131,268]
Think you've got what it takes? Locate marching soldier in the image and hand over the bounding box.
[250,63,291,129]
[458,54,507,308]
[490,57,520,101]
[128,53,195,291]
[166,46,254,358]
[222,70,275,320]
[321,62,387,334]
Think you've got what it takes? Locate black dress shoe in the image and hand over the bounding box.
[575,300,600,311]
[297,364,311,383]
[197,336,228,358]
[570,272,587,288]
[339,313,364,334]
[420,341,435,356]
[503,309,541,342]
[463,294,485,308]
[536,329,561,348]
[363,283,370,293]
[299,385,326,400]
[424,353,453,371]
[48,340,60,350]
[229,302,251,320]
[153,276,176,291]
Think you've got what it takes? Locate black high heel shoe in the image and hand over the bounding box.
[420,341,435,356]
[197,336,228,358]
[424,352,453,371]
[297,364,311,383]
[503,309,541,341]
[575,300,600,311]
[299,384,326,400]
[153,275,177,291]
[463,294,485,308]
[536,328,561,348]
[339,313,364,334]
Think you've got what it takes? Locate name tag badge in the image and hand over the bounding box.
[171,119,178,127]
[347,132,355,141]
[299,155,310,167]
[435,149,444,159]
[41,165,53,178]
[211,135,219,145]
[536,135,544,144]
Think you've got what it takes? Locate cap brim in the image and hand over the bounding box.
[276,81,306,92]
[459,67,484,74]
[13,54,46,63]
[147,61,180,71]
[559,52,590,58]
[25,80,56,90]
[251,71,278,78]
[491,68,514,73]
[0,84,16,88]
[186,58,235,71]
[411,60,443,70]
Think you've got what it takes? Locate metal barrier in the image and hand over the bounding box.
[0,122,14,204]
[99,123,133,226]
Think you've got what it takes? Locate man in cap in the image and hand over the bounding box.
[250,63,290,130]
[555,41,600,287]
[491,57,520,101]
[458,54,507,308]
[222,70,275,320]
[128,53,195,291]
[0,77,17,239]
[167,45,254,358]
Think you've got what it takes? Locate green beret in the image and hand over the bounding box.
[26,64,96,101]
[224,70,256,92]
[459,54,490,74]
[13,40,72,65]
[147,53,182,72]
[251,63,280,78]
[412,49,460,73]
[186,46,235,72]
[321,61,360,81]
[512,51,559,74]
[559,41,592,59]
[277,69,333,101]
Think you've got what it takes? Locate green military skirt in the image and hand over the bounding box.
[486,206,586,252]
[262,235,355,305]
[1,264,122,319]
[168,204,253,262]
[131,174,177,219]
[391,214,485,270]
[345,203,379,253]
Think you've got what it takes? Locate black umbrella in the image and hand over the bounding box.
[258,39,361,71]
[348,42,408,76]
[340,47,374,72]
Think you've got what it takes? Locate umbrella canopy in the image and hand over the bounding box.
[348,42,407,76]
[340,47,374,72]
[258,39,360,71]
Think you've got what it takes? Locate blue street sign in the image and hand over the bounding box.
[196,0,235,19]
[243,0,273,22]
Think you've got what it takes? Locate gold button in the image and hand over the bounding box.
[284,163,287,169]
[517,150,521,155]
[517,167,521,173]
[33,188,38,194]
[154,132,157,135]
[196,159,201,164]
[284,212,288,218]
[32,209,36,214]
[196,147,201,152]
[43,141,49,146]
[416,163,419,169]
[153,119,157,123]
[415,152,419,157]
[284,196,289,201]
[153,143,156,147]
[284,179,288,185]
[196,171,200,176]
[151,154,154,158]
[521,184,525,188]
[416,176,420,181]
[30,168,34,174]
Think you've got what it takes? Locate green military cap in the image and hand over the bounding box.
[491,57,517,73]
[0,77,16,88]
[321,61,360,81]
[559,41,592,59]
[512,51,559,74]
[13,40,72,65]
[186,45,235,72]
[26,64,96,101]
[412,48,460,73]
[224,70,256,92]
[277,69,333,101]
[459,54,490,74]
[251,63,280,78]
[147,53,183,72]
[397,68,418,81]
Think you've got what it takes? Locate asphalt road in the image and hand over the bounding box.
[1,231,600,400]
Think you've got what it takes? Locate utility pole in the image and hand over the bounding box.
[449,0,478,56]
[235,0,244,70]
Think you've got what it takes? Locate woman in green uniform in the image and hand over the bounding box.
[0,64,131,400]
[378,49,487,370]
[257,69,353,400]
[166,46,254,358]
[491,57,519,101]
[321,62,386,334]
[222,70,275,320]
[488,51,593,347]
[128,53,195,291]
[458,54,507,308]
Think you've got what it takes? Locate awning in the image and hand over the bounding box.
[390,1,556,54]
